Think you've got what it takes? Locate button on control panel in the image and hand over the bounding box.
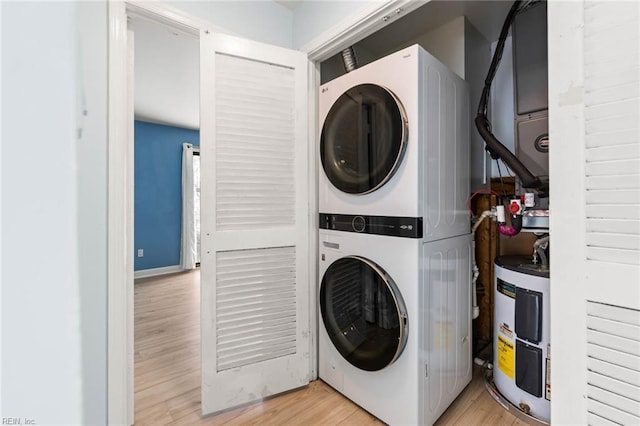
[320,213,422,239]
[352,216,366,232]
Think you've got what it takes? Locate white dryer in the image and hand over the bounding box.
[319,44,470,242]
[318,227,472,425]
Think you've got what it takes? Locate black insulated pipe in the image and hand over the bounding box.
[475,116,543,191]
[475,0,548,194]
[341,47,358,73]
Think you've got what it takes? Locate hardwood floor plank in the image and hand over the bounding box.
[336,408,382,426]
[135,369,200,414]
[134,269,522,426]
[448,390,517,426]
[434,368,486,425]
[165,388,202,423]
[134,400,173,426]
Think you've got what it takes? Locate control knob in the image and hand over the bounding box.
[352,216,366,233]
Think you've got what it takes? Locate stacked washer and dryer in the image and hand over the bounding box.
[318,44,472,425]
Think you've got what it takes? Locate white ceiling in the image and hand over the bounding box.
[133,17,199,130]
[274,0,303,11]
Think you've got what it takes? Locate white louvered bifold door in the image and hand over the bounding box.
[199,32,310,416]
[549,2,640,424]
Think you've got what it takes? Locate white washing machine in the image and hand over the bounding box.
[319,44,470,242]
[318,228,472,425]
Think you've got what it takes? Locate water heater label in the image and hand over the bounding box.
[499,322,513,339]
[497,335,515,379]
[497,278,516,299]
[545,357,551,401]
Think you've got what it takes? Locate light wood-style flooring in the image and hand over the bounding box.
[135,270,524,425]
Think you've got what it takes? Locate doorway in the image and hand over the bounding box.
[129,12,202,424]
[108,3,207,423]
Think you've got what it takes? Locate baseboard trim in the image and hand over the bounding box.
[134,265,184,279]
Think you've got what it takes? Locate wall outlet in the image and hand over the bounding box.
[137,249,144,258]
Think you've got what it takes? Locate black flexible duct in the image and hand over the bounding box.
[475,0,548,194]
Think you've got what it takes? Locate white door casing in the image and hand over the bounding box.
[549,1,640,424]
[199,31,310,415]
[107,2,135,424]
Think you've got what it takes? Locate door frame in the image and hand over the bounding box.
[107,2,223,425]
[107,1,412,424]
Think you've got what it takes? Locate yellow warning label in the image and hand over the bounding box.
[497,335,515,379]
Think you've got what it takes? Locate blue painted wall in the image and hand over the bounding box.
[134,120,199,271]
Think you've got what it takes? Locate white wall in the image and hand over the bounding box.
[293,1,379,49]
[77,2,109,424]
[1,2,84,424]
[166,0,294,48]
[465,19,491,191]
[407,16,466,79]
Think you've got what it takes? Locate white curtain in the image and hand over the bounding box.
[180,143,197,270]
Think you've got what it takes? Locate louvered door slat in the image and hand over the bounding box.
[586,175,640,190]
[217,311,295,327]
[589,343,640,372]
[217,334,296,356]
[588,302,640,325]
[587,234,640,251]
[217,347,299,372]
[588,386,640,418]
[587,330,640,357]
[585,145,640,162]
[217,156,294,167]
[585,99,639,121]
[586,159,640,177]
[586,190,640,204]
[587,411,620,426]
[218,145,295,157]
[586,129,639,148]
[588,399,640,425]
[217,316,295,335]
[587,219,640,235]
[218,323,296,343]
[218,282,296,297]
[587,205,640,220]
[585,68,640,92]
[587,83,640,106]
[588,357,640,389]
[587,247,640,265]
[218,293,297,307]
[588,372,640,403]
[588,316,640,342]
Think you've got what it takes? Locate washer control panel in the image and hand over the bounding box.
[319,213,422,238]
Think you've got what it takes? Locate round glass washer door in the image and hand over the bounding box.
[320,256,408,371]
[320,84,408,195]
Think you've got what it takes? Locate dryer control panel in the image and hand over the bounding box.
[319,213,422,238]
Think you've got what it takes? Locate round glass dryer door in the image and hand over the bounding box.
[320,256,408,371]
[320,84,408,194]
